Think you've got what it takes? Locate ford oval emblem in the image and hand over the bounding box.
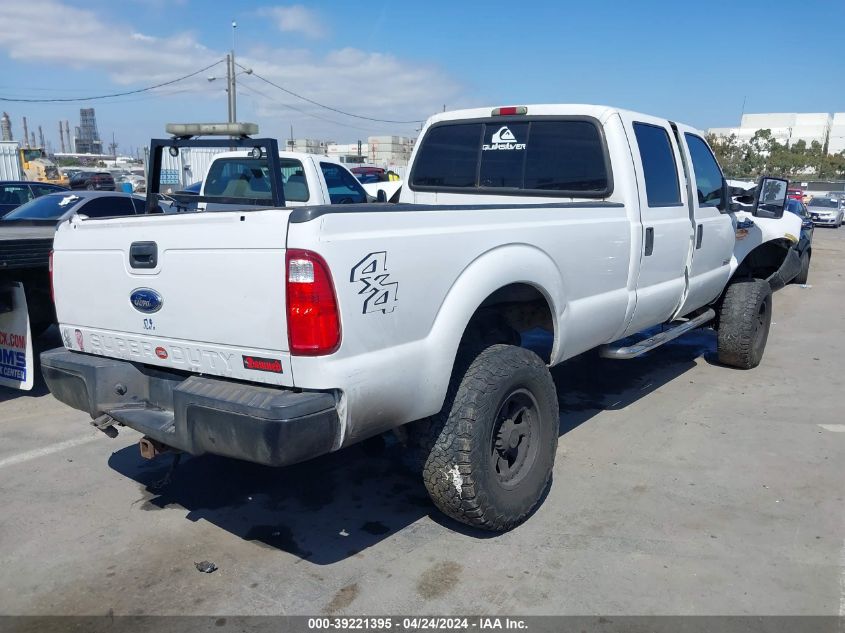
[130,288,163,314]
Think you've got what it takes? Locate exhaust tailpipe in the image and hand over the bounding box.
[138,436,172,460]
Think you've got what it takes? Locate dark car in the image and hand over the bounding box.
[0,181,69,218]
[2,191,146,223]
[69,171,116,191]
[351,166,386,184]
[1,191,146,336]
[786,198,813,284]
[175,181,202,195]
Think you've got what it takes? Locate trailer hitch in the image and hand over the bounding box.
[90,414,119,439]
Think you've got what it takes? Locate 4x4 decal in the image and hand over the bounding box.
[350,252,399,314]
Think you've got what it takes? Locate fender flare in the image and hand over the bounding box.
[421,243,563,412]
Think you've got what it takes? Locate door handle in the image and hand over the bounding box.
[644,227,654,256]
[696,224,704,249]
[129,241,158,269]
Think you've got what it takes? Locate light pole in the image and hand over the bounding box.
[229,21,237,123]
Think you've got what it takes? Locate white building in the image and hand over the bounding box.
[709,112,844,153]
[829,113,845,155]
[367,135,415,167]
[326,142,368,164]
[283,136,416,167]
[285,138,327,154]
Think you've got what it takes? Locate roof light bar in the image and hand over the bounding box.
[165,122,259,137]
[492,106,527,116]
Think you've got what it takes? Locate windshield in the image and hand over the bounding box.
[21,148,44,162]
[3,193,78,220]
[809,198,838,208]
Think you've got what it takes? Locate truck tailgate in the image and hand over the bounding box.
[52,210,293,386]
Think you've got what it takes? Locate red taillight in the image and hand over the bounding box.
[286,249,341,356]
[49,250,55,304]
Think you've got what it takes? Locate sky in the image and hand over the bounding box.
[1,0,843,155]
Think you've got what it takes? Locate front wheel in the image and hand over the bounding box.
[420,344,559,531]
[793,252,810,285]
[717,279,772,369]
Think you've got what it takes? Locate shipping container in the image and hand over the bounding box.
[0,142,24,181]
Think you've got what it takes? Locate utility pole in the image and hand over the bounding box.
[59,121,65,152]
[228,20,238,123]
[38,125,45,148]
[22,117,30,148]
[226,53,234,123]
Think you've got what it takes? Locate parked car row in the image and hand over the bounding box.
[805,196,844,228]
[0,191,149,338]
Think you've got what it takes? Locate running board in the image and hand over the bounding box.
[599,309,716,359]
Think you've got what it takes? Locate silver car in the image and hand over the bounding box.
[807,197,844,227]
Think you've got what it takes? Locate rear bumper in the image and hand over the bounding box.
[40,347,340,467]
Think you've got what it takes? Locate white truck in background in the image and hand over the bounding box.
[42,108,801,532]
[198,150,374,209]
[161,147,382,213]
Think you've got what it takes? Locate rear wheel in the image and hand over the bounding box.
[717,279,772,369]
[793,252,810,285]
[85,184,95,190]
[419,344,558,531]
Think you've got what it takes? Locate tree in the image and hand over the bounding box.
[708,128,845,182]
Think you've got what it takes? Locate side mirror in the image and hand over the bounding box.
[376,189,387,203]
[752,176,788,219]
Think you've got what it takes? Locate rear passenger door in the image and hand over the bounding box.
[674,126,734,315]
[621,114,693,335]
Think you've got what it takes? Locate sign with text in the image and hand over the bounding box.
[0,283,34,391]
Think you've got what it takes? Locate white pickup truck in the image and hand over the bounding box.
[198,150,373,209]
[42,107,801,531]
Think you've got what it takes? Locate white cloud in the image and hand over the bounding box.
[0,0,463,140]
[260,5,328,39]
[0,0,218,84]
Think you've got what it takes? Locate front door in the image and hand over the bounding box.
[674,126,735,316]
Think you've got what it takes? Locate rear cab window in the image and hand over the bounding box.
[410,118,612,196]
[204,157,310,204]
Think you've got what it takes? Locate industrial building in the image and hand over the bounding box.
[709,112,845,154]
[74,108,103,155]
[1,112,12,142]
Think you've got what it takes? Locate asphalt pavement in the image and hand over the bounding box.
[1,228,843,617]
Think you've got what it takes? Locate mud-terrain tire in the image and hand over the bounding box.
[717,279,772,369]
[793,252,810,285]
[420,344,558,531]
